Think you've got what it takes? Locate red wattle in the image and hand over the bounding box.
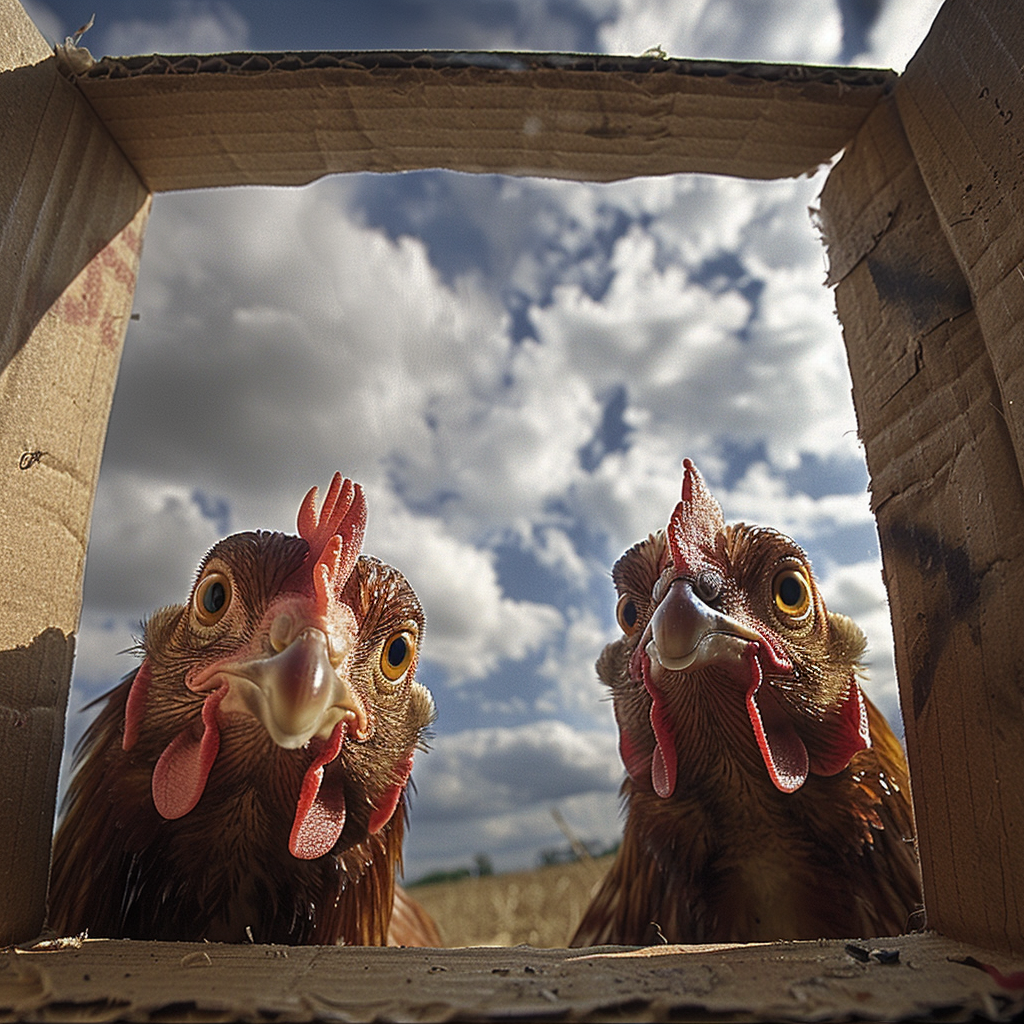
[642,652,678,798]
[123,659,153,751]
[152,684,227,819]
[289,721,348,860]
[805,678,872,776]
[368,752,415,834]
[618,725,649,784]
[744,645,809,793]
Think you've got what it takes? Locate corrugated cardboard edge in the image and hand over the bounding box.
[63,50,895,191]
[0,0,151,945]
[3,933,1022,1022]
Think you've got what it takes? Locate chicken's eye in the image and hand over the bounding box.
[193,572,232,627]
[694,569,723,604]
[616,594,640,635]
[773,569,811,619]
[381,631,416,681]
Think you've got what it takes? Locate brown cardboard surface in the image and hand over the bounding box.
[889,1,1024,954]
[901,0,1024,471]
[820,90,1024,957]
[896,0,1024,500]
[3,932,1022,1022]
[0,0,150,945]
[0,0,49,70]
[64,50,894,191]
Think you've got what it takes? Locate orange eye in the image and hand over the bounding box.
[381,631,416,681]
[193,572,232,627]
[616,594,640,635]
[773,569,811,619]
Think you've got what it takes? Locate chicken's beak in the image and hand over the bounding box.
[646,578,762,674]
[211,622,367,749]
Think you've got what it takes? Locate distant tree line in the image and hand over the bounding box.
[536,839,619,867]
[409,842,619,887]
[409,852,494,887]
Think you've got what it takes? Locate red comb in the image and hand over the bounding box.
[667,459,726,576]
[295,474,367,599]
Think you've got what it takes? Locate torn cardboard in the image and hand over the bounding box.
[3,933,1023,1023]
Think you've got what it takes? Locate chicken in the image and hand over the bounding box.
[571,459,921,946]
[49,474,440,946]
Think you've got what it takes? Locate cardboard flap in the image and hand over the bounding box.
[64,50,895,191]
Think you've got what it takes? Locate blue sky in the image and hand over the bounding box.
[26,0,943,879]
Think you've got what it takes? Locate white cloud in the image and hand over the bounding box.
[535,608,616,719]
[719,461,874,540]
[83,473,224,614]
[112,185,509,495]
[365,495,565,684]
[386,334,603,539]
[854,0,944,71]
[529,525,596,590]
[98,1,250,56]
[411,721,622,822]
[509,171,865,558]
[595,0,843,64]
[643,176,762,265]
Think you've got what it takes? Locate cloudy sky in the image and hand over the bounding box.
[27,0,943,881]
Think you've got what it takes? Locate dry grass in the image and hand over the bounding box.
[408,854,614,948]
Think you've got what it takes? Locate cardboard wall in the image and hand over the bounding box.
[820,0,1024,956]
[0,0,149,945]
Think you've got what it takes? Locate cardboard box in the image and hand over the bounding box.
[2,0,1023,1017]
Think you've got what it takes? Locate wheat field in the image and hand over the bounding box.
[407,854,615,948]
